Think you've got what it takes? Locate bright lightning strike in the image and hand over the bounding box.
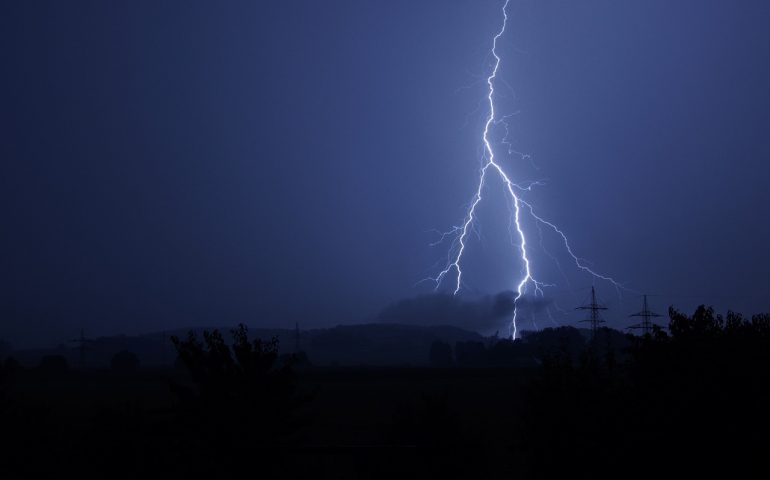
[428,0,627,339]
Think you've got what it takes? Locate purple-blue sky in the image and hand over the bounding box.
[2,0,769,346]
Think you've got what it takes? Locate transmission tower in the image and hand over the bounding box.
[577,286,608,339]
[628,294,662,336]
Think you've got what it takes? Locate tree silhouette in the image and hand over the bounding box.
[454,340,487,367]
[513,305,770,477]
[37,355,68,377]
[110,350,140,373]
[166,324,304,473]
[429,340,453,367]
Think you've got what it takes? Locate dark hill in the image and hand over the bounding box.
[7,324,484,368]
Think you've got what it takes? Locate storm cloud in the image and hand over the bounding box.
[377,291,552,334]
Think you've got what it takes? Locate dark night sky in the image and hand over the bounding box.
[2,1,769,346]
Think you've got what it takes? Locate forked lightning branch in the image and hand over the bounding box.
[428,0,624,339]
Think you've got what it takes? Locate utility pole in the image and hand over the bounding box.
[628,294,662,336]
[577,286,608,339]
[69,329,92,368]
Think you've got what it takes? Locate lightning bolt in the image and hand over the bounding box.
[428,0,628,339]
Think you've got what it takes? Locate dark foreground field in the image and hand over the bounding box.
[2,307,769,478]
[2,367,534,477]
